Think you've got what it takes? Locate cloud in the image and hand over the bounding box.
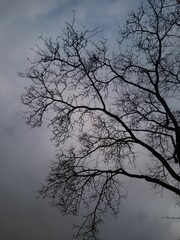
[100,180,179,240]
[0,0,59,23]
[0,0,179,239]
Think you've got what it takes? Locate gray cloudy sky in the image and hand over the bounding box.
[0,0,179,239]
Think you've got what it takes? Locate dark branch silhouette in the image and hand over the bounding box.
[20,0,180,239]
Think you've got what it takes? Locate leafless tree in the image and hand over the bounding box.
[20,0,180,239]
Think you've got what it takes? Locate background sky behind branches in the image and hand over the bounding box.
[0,0,179,239]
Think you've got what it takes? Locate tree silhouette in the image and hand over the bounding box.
[20,0,180,239]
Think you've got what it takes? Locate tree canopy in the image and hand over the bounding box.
[20,0,180,239]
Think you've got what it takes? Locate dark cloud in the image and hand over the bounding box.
[98,178,178,240]
[0,0,179,239]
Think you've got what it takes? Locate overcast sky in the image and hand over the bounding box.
[0,0,179,239]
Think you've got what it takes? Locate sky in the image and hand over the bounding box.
[0,0,180,239]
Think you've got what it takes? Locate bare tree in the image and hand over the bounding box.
[20,0,180,239]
